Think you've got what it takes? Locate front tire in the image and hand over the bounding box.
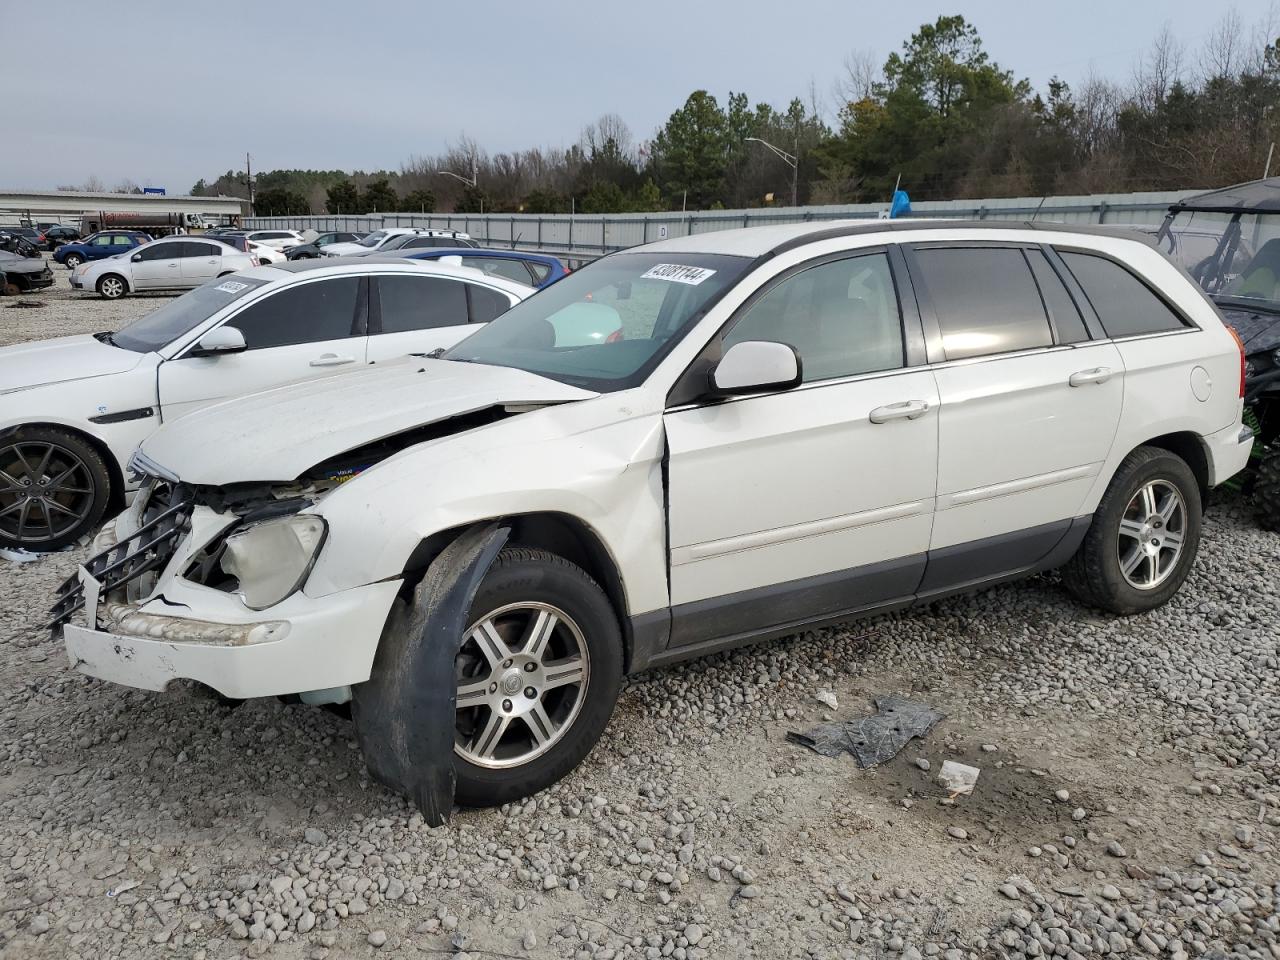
[96,274,127,300]
[62,253,83,269]
[451,548,622,805]
[0,427,112,551]
[1060,446,1202,614]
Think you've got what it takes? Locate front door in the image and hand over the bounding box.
[906,244,1124,577]
[130,239,184,290]
[157,275,367,421]
[663,250,938,646]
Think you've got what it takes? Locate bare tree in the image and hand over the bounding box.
[1202,7,1244,80]
[1247,1,1280,74]
[834,49,878,107]
[1132,23,1185,109]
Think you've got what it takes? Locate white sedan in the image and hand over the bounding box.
[0,259,529,550]
[240,229,306,252]
[71,237,256,299]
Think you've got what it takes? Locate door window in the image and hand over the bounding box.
[466,257,537,285]
[914,247,1053,360]
[1058,251,1188,338]
[225,277,361,349]
[376,275,469,332]
[723,252,904,382]
[182,242,220,258]
[466,284,513,324]
[1026,249,1090,343]
[135,242,181,261]
[113,235,137,247]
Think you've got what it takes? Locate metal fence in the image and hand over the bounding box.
[245,189,1197,256]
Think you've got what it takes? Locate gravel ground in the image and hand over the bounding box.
[2,267,1279,959]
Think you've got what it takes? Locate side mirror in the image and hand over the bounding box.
[189,326,247,358]
[131,253,142,262]
[710,340,802,396]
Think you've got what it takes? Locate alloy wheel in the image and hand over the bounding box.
[454,602,590,769]
[99,277,124,299]
[0,441,95,546]
[1117,479,1186,590]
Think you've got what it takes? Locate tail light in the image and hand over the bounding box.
[1228,326,1246,398]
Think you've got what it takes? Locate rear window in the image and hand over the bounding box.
[1026,249,1090,343]
[1058,251,1188,338]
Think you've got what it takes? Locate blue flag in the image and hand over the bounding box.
[889,189,911,219]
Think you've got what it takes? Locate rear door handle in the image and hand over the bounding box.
[869,400,930,423]
[309,354,356,367]
[1069,366,1112,387]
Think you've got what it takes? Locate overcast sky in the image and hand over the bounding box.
[5,0,1276,193]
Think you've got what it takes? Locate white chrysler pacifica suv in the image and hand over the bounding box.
[52,221,1253,819]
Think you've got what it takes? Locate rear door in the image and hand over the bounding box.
[905,243,1124,586]
[180,240,223,285]
[156,275,368,421]
[363,273,517,362]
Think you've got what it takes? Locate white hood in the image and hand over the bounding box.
[0,334,145,393]
[321,241,370,257]
[140,357,598,485]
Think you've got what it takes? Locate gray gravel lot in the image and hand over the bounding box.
[1,266,1279,959]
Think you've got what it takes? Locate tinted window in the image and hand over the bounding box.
[915,247,1052,360]
[112,276,270,353]
[467,284,513,324]
[183,242,220,258]
[724,252,903,382]
[1058,251,1188,338]
[1026,250,1089,343]
[136,242,181,261]
[227,277,361,349]
[467,257,536,285]
[377,275,468,333]
[527,262,552,284]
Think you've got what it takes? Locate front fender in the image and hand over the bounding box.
[304,411,670,619]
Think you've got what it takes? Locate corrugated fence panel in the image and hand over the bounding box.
[246,189,1198,253]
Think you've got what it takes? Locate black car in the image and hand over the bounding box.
[40,225,81,250]
[285,231,366,259]
[0,250,55,294]
[1158,178,1280,527]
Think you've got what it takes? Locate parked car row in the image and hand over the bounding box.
[5,216,1247,818]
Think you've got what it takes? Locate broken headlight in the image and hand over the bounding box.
[219,515,327,611]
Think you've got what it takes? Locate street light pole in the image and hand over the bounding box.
[745,137,799,207]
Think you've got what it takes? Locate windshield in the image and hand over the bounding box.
[444,252,750,391]
[1162,210,1280,306]
[109,276,270,353]
[357,231,388,248]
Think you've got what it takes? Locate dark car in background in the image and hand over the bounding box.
[285,231,367,260]
[40,225,81,250]
[52,231,151,269]
[401,248,568,288]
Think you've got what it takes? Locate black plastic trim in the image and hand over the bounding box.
[89,406,155,425]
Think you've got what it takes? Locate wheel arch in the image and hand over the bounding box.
[399,512,635,670]
[96,271,130,295]
[0,420,127,515]
[1136,431,1210,499]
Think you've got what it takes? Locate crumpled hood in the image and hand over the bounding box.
[1217,302,1280,356]
[0,334,144,393]
[140,357,599,485]
[0,254,49,276]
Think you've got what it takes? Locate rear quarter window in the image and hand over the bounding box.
[1057,250,1189,338]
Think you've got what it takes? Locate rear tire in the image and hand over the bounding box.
[1060,446,1201,614]
[1254,450,1280,532]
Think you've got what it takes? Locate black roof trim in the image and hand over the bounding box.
[1167,177,1280,214]
[768,219,1155,257]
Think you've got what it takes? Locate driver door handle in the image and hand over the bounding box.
[1068,366,1113,387]
[869,400,930,423]
[309,353,356,367]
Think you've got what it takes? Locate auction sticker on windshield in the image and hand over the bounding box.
[215,280,249,294]
[641,264,717,285]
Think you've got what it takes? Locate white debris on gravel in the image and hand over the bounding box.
[2,284,1280,957]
